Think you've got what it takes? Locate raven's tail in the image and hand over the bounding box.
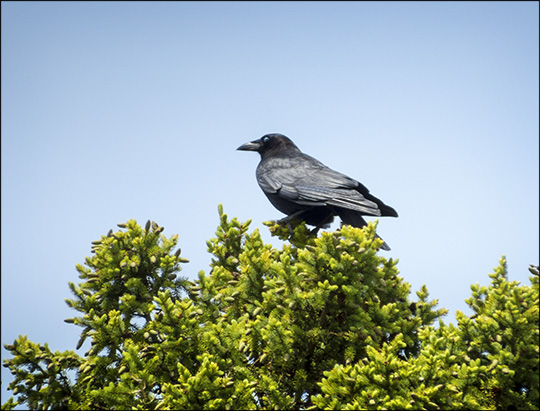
[335,208,391,251]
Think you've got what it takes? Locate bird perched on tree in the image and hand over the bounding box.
[237,133,398,250]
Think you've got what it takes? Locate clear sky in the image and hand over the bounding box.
[1,1,538,402]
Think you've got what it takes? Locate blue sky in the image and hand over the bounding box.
[1,1,538,402]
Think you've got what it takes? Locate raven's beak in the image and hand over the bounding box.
[237,140,261,151]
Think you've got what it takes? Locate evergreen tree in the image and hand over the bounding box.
[2,205,538,410]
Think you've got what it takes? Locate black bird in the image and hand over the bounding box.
[237,133,398,250]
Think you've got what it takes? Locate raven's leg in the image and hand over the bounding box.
[277,210,306,235]
[309,213,335,236]
[336,209,391,251]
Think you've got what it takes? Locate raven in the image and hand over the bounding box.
[237,133,398,250]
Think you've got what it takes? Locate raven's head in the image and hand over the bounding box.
[237,133,300,158]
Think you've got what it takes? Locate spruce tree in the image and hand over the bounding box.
[2,205,538,410]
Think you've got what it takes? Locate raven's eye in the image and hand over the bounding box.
[262,136,270,144]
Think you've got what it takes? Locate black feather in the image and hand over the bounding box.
[237,133,397,250]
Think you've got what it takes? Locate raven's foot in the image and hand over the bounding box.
[277,210,306,237]
[277,216,294,235]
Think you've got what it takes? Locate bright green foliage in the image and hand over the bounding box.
[1,337,80,410]
[2,207,539,410]
[312,257,539,410]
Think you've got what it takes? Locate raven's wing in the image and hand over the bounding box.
[257,154,382,216]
